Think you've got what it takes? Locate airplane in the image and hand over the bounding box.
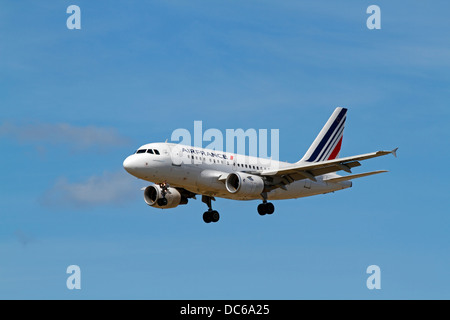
[123,107,397,223]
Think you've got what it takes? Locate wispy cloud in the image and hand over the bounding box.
[0,122,130,151]
[14,229,35,247]
[40,171,144,208]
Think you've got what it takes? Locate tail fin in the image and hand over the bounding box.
[298,107,347,163]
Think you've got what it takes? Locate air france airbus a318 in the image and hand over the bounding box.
[123,107,397,223]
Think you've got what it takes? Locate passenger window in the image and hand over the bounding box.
[154,149,160,155]
[137,149,146,154]
[147,149,154,154]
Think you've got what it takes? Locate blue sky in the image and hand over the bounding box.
[1,0,449,299]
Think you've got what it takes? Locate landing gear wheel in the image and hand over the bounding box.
[257,202,275,215]
[266,202,275,215]
[203,211,212,223]
[258,204,267,216]
[203,210,220,223]
[211,210,220,223]
[157,198,168,206]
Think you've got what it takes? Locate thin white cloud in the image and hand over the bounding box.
[41,171,144,208]
[14,229,35,246]
[0,122,130,151]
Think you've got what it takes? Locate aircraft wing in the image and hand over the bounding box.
[259,148,398,183]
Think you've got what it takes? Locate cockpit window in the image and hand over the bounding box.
[136,149,146,154]
[147,149,154,154]
[154,149,160,155]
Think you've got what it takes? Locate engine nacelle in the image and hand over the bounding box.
[143,185,188,209]
[225,172,265,197]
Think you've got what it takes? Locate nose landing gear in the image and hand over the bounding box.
[157,182,169,206]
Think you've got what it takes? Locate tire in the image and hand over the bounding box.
[211,210,220,223]
[266,203,275,215]
[257,204,266,216]
[203,211,212,223]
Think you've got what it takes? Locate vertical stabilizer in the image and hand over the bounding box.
[298,107,347,163]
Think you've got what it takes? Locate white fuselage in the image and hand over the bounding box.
[123,142,351,201]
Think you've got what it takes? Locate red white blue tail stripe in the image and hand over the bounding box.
[300,107,347,163]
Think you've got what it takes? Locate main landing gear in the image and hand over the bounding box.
[202,195,220,223]
[200,194,275,223]
[258,192,275,216]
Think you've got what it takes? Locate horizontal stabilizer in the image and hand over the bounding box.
[324,170,388,183]
[262,149,394,178]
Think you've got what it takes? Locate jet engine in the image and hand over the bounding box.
[225,172,265,197]
[143,184,188,209]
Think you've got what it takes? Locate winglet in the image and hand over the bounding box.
[391,147,398,158]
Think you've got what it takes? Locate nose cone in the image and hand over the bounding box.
[123,155,139,175]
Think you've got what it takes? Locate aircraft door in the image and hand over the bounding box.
[169,144,183,166]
